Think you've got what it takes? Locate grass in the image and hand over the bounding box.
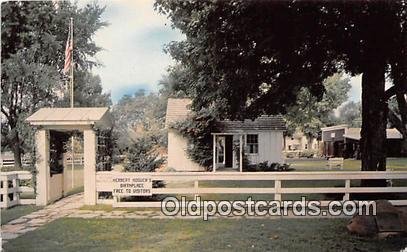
[4,218,407,251]
[1,205,43,225]
[288,157,407,171]
[3,159,407,250]
[80,204,158,212]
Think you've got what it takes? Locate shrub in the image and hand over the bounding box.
[171,107,218,170]
[124,136,165,189]
[124,137,164,172]
[299,150,316,158]
[244,161,291,172]
[257,161,269,171]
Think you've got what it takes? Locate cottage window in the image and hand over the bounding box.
[246,134,258,154]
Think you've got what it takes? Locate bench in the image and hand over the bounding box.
[327,157,344,170]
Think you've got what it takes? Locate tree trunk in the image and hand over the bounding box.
[12,136,23,169]
[390,51,407,155]
[307,135,313,150]
[388,108,407,155]
[396,92,407,155]
[360,59,387,187]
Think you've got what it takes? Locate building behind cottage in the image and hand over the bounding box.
[321,125,403,158]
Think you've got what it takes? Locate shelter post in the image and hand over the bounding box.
[83,128,97,205]
[213,134,216,172]
[35,129,50,206]
[239,134,243,172]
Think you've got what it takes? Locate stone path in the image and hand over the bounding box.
[64,209,349,220]
[1,193,83,242]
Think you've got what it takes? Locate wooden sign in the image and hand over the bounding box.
[112,175,152,196]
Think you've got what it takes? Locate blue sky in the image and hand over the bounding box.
[86,0,362,104]
[87,0,184,102]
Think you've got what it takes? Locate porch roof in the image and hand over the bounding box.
[26,107,112,128]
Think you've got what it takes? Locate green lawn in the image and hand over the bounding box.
[4,218,407,251]
[1,205,43,225]
[288,157,407,171]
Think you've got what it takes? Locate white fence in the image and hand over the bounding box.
[63,153,84,166]
[1,155,83,168]
[96,171,407,207]
[1,158,32,168]
[0,171,35,208]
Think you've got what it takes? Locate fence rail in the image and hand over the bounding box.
[1,158,32,168]
[63,153,84,166]
[0,171,35,208]
[95,171,407,208]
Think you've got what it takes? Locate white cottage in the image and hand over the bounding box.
[165,98,286,172]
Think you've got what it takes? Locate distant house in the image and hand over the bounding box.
[321,125,403,158]
[284,130,320,155]
[165,98,286,172]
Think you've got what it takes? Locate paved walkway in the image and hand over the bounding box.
[1,193,83,242]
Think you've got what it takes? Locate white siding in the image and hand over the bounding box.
[167,129,205,171]
[246,131,284,164]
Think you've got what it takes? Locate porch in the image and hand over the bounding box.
[211,133,244,172]
[211,116,286,172]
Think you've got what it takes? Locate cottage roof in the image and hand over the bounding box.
[26,107,112,128]
[165,98,192,126]
[165,98,286,132]
[343,128,402,140]
[214,115,287,133]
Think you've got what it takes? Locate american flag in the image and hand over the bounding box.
[63,25,73,75]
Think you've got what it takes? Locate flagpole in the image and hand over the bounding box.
[70,17,75,189]
[70,17,74,108]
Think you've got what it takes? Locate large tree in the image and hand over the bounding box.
[55,70,112,108]
[285,73,351,141]
[1,1,109,168]
[156,0,406,177]
[337,101,362,128]
[112,91,167,151]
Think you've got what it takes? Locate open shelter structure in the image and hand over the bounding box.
[26,107,112,205]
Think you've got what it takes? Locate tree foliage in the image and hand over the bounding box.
[124,136,164,172]
[55,70,112,108]
[171,107,218,169]
[112,91,167,151]
[1,1,109,168]
[337,101,362,127]
[285,73,351,138]
[159,65,192,98]
[156,0,407,173]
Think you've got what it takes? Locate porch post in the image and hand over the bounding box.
[223,137,226,165]
[36,129,50,206]
[239,134,243,172]
[213,134,216,172]
[84,128,97,205]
